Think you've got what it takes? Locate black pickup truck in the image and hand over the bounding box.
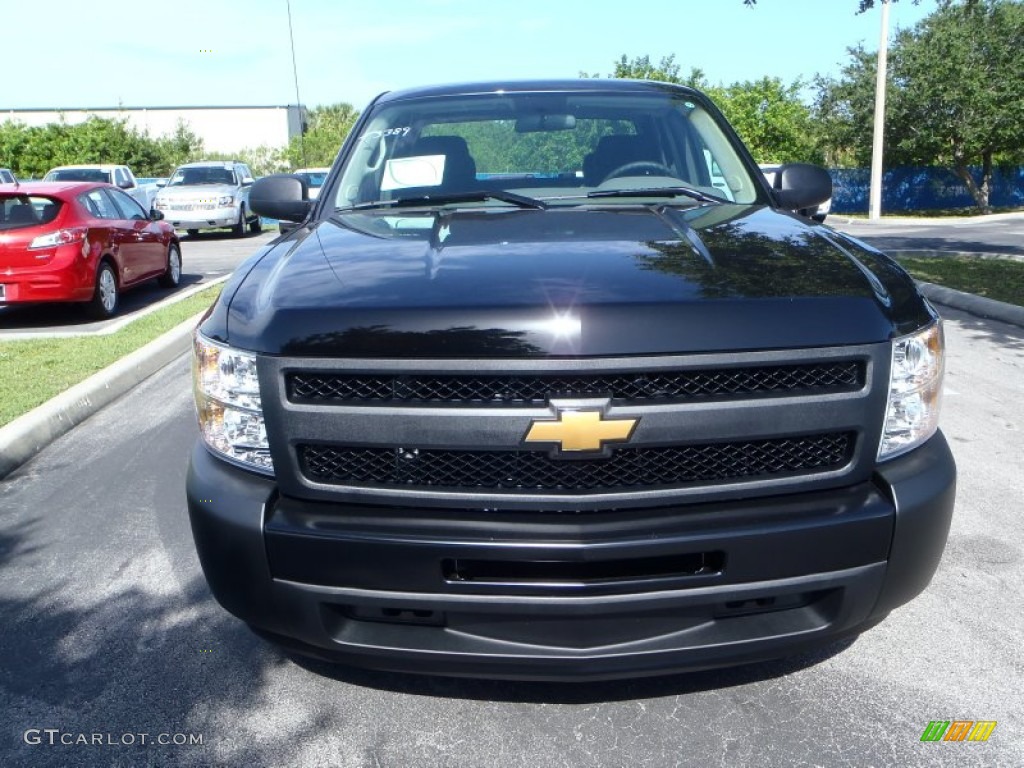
[187,79,955,681]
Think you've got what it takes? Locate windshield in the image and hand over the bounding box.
[168,167,237,186]
[45,169,111,183]
[333,89,761,209]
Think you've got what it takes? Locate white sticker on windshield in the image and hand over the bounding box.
[380,155,446,191]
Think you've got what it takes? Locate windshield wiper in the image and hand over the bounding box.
[341,190,547,212]
[586,186,724,204]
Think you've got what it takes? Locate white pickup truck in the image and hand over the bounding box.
[42,164,158,210]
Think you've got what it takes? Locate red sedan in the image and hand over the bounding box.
[0,181,181,318]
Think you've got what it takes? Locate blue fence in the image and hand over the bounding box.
[830,166,1024,213]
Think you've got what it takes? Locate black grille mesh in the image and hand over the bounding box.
[299,433,854,492]
[287,362,863,406]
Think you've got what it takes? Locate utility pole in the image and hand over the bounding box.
[868,0,890,220]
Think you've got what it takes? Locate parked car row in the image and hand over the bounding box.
[0,181,180,318]
[0,155,320,318]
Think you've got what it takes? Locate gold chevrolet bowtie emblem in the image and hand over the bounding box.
[524,410,638,452]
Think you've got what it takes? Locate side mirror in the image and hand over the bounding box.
[149,209,165,221]
[118,179,133,189]
[771,163,832,212]
[242,177,255,186]
[156,179,167,188]
[250,174,312,222]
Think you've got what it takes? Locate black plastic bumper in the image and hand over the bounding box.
[186,433,956,681]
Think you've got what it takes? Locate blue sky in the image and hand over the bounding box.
[5,0,938,111]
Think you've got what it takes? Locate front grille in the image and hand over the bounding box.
[288,362,863,406]
[299,432,854,492]
[168,203,216,211]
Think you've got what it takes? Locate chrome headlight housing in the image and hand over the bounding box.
[192,331,274,475]
[878,321,945,461]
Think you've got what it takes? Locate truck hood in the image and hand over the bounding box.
[214,204,933,357]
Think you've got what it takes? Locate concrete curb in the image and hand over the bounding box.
[0,310,203,479]
[916,282,1024,328]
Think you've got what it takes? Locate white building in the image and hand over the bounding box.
[1,105,307,154]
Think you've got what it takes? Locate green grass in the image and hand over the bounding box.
[896,255,1024,308]
[0,285,221,428]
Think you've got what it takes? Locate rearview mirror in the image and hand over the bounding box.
[515,114,577,132]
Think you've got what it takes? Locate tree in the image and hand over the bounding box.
[719,78,822,164]
[596,55,821,164]
[817,0,1024,210]
[158,120,205,170]
[205,145,288,177]
[0,116,207,178]
[812,45,881,167]
[285,103,360,168]
[743,0,928,12]
[888,0,1024,210]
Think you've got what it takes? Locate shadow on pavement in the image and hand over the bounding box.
[938,305,1024,350]
[0,274,205,333]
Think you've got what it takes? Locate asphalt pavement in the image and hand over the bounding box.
[1,304,1020,767]
[831,210,1024,257]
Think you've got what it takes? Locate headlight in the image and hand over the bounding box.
[192,332,274,474]
[878,322,944,461]
[217,195,234,206]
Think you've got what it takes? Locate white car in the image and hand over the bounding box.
[153,161,261,237]
[43,164,156,209]
[293,167,331,200]
[760,164,831,223]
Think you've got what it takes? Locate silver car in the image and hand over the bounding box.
[153,161,261,237]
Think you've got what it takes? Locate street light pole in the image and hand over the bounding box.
[868,0,890,220]
[286,0,306,168]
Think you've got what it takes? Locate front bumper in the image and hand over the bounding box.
[159,205,241,230]
[187,432,955,681]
